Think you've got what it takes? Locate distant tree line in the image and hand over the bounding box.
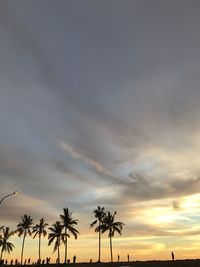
[0,206,124,264]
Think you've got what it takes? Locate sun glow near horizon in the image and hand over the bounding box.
[2,192,200,262]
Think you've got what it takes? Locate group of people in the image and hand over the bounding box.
[117,254,130,262]
[0,252,175,265]
[0,259,31,265]
[56,256,76,264]
[0,258,51,265]
[36,258,51,265]
[0,256,77,265]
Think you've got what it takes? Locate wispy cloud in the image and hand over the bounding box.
[58,140,119,181]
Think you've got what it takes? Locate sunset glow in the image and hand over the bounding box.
[1,0,200,264]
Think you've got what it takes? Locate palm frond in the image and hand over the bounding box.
[90,220,97,228]
[16,214,33,237]
[48,221,63,253]
[60,208,79,239]
[0,227,15,255]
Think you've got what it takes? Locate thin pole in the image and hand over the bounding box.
[0,191,18,205]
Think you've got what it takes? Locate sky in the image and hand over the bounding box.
[1,0,200,263]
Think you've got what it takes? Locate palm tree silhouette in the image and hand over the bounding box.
[60,208,79,263]
[33,218,48,262]
[48,221,64,264]
[0,227,15,261]
[0,226,3,239]
[90,206,105,262]
[16,214,33,265]
[101,211,124,262]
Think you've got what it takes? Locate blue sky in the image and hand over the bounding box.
[1,0,200,262]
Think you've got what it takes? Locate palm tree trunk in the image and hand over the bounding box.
[66,232,68,263]
[0,247,3,261]
[64,228,67,263]
[21,232,26,265]
[58,244,60,264]
[39,234,41,261]
[98,221,101,262]
[109,231,113,262]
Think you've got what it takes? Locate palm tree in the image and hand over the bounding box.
[101,211,124,262]
[0,227,15,261]
[60,208,79,263]
[0,226,3,237]
[90,206,105,262]
[48,221,64,264]
[32,218,48,262]
[16,214,33,265]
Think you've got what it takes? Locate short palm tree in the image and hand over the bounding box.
[60,208,79,263]
[90,206,105,262]
[0,227,15,261]
[101,211,124,262]
[33,218,48,261]
[48,221,64,264]
[16,214,34,265]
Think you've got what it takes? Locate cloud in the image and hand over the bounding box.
[1,0,200,260]
[121,172,200,202]
[58,140,121,182]
[172,200,180,210]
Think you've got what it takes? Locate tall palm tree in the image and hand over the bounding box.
[60,208,79,263]
[0,227,15,261]
[101,211,124,262]
[90,206,105,262]
[16,214,33,265]
[33,218,48,261]
[48,221,64,264]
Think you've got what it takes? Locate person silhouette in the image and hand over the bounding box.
[73,255,76,264]
[127,254,129,262]
[171,251,174,261]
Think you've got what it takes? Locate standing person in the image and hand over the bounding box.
[73,255,76,264]
[118,254,120,262]
[171,251,174,261]
[127,254,129,262]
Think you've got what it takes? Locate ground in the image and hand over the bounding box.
[19,260,200,267]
